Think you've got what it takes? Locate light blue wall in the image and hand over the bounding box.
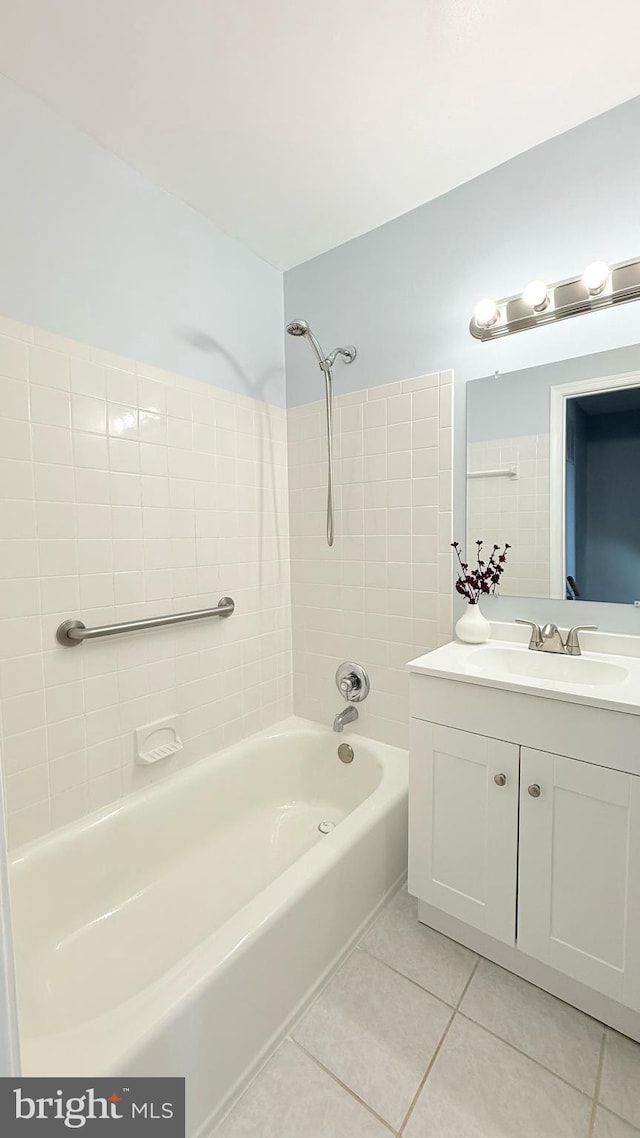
[284,94,640,632]
[0,76,285,404]
[284,95,640,407]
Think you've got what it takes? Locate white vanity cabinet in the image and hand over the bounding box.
[408,649,640,1040]
[518,747,640,1009]
[408,722,519,945]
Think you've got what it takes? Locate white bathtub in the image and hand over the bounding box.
[9,716,408,1135]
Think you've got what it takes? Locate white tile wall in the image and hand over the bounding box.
[467,434,550,598]
[0,317,292,848]
[288,372,453,749]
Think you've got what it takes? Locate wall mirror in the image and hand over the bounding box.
[466,344,640,604]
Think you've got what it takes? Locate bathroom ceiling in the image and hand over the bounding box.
[0,0,639,269]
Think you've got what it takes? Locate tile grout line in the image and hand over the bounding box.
[397,956,481,1136]
[587,1033,605,1138]
[597,1107,640,1134]
[290,1037,397,1135]
[356,943,458,1010]
[588,1032,607,1137]
[395,1006,455,1138]
[455,1009,600,1103]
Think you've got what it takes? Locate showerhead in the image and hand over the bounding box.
[286,319,310,337]
[286,318,357,370]
[286,318,328,373]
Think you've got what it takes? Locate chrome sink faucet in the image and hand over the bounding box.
[516,620,597,656]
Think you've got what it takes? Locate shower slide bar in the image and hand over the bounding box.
[56,597,235,647]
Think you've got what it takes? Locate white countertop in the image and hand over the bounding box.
[407,626,640,717]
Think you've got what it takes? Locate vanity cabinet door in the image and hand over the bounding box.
[518,748,640,1005]
[408,721,519,945]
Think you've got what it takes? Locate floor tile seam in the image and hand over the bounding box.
[454,956,481,1011]
[396,959,479,1136]
[356,943,461,1009]
[588,1033,608,1138]
[289,1036,398,1135]
[595,1023,640,1130]
[396,1005,456,1136]
[595,1104,640,1133]
[455,1008,602,1101]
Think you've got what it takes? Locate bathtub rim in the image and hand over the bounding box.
[9,715,401,868]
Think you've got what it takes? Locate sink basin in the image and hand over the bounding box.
[468,646,630,688]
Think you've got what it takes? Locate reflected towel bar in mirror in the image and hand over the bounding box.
[467,464,518,480]
[56,597,235,647]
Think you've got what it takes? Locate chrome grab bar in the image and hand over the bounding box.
[56,597,235,647]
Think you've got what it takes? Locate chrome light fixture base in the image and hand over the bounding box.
[470,255,640,341]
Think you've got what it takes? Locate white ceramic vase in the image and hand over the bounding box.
[455,601,490,644]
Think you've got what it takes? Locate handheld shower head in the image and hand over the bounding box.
[286,319,356,370]
[286,318,327,372]
[285,316,357,549]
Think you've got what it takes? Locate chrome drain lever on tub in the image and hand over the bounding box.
[318,821,336,834]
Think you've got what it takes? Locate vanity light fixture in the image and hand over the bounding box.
[522,280,550,312]
[470,254,640,341]
[473,297,500,329]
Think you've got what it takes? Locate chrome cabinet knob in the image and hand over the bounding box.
[494,773,507,787]
[528,783,541,798]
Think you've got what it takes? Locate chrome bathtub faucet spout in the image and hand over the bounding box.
[333,706,358,733]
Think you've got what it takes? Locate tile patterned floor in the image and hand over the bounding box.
[216,888,640,1138]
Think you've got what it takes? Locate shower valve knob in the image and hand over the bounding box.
[335,662,370,703]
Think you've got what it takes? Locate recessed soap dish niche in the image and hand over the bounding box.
[135,715,183,765]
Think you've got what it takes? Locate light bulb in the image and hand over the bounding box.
[474,298,499,329]
[582,260,609,295]
[522,279,549,311]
